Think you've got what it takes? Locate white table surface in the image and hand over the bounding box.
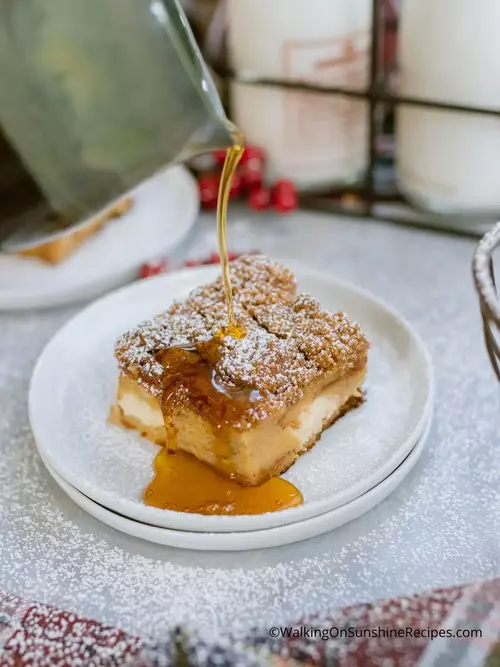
[0,208,498,639]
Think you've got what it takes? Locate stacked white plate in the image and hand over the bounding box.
[0,166,199,310]
[29,265,433,551]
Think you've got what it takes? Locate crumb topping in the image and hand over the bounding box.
[253,294,367,373]
[170,254,296,317]
[115,255,368,426]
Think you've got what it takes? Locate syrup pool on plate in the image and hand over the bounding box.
[144,449,303,515]
[145,342,303,516]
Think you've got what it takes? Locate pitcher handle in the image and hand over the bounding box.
[473,221,500,381]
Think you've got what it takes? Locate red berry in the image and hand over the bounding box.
[248,186,271,211]
[185,258,203,268]
[198,175,220,210]
[241,145,265,164]
[242,160,264,190]
[241,147,265,191]
[213,149,228,164]
[201,198,218,210]
[139,260,167,279]
[228,252,240,261]
[243,171,263,191]
[273,179,298,213]
[208,252,220,264]
[229,171,244,199]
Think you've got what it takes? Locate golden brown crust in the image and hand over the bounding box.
[171,254,297,317]
[115,255,369,426]
[19,197,133,264]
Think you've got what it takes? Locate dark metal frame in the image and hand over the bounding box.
[215,0,500,238]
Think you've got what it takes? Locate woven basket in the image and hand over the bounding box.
[473,221,500,381]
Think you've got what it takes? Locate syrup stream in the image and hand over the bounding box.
[217,125,245,335]
[141,127,304,515]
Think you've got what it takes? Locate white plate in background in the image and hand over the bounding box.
[0,166,199,310]
[30,265,433,532]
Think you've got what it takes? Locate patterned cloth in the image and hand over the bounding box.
[2,578,500,666]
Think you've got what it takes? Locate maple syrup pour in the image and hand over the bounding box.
[143,127,304,515]
[143,343,303,515]
[144,449,303,515]
[217,125,245,335]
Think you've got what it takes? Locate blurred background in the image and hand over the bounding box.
[4,0,500,244]
[0,0,498,326]
[182,0,500,237]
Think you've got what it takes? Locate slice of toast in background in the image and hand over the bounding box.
[19,197,134,265]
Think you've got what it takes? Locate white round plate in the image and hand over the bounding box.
[30,264,433,532]
[0,166,199,310]
[41,413,431,551]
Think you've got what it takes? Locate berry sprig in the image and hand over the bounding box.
[196,145,298,214]
[139,250,259,279]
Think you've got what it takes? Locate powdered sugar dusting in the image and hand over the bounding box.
[0,591,143,666]
[116,255,368,425]
[0,211,499,642]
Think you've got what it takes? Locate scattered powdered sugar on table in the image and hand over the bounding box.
[1,211,499,641]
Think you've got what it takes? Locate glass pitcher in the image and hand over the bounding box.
[0,0,232,251]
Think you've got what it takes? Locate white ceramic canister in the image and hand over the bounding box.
[397,0,500,214]
[227,0,372,190]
